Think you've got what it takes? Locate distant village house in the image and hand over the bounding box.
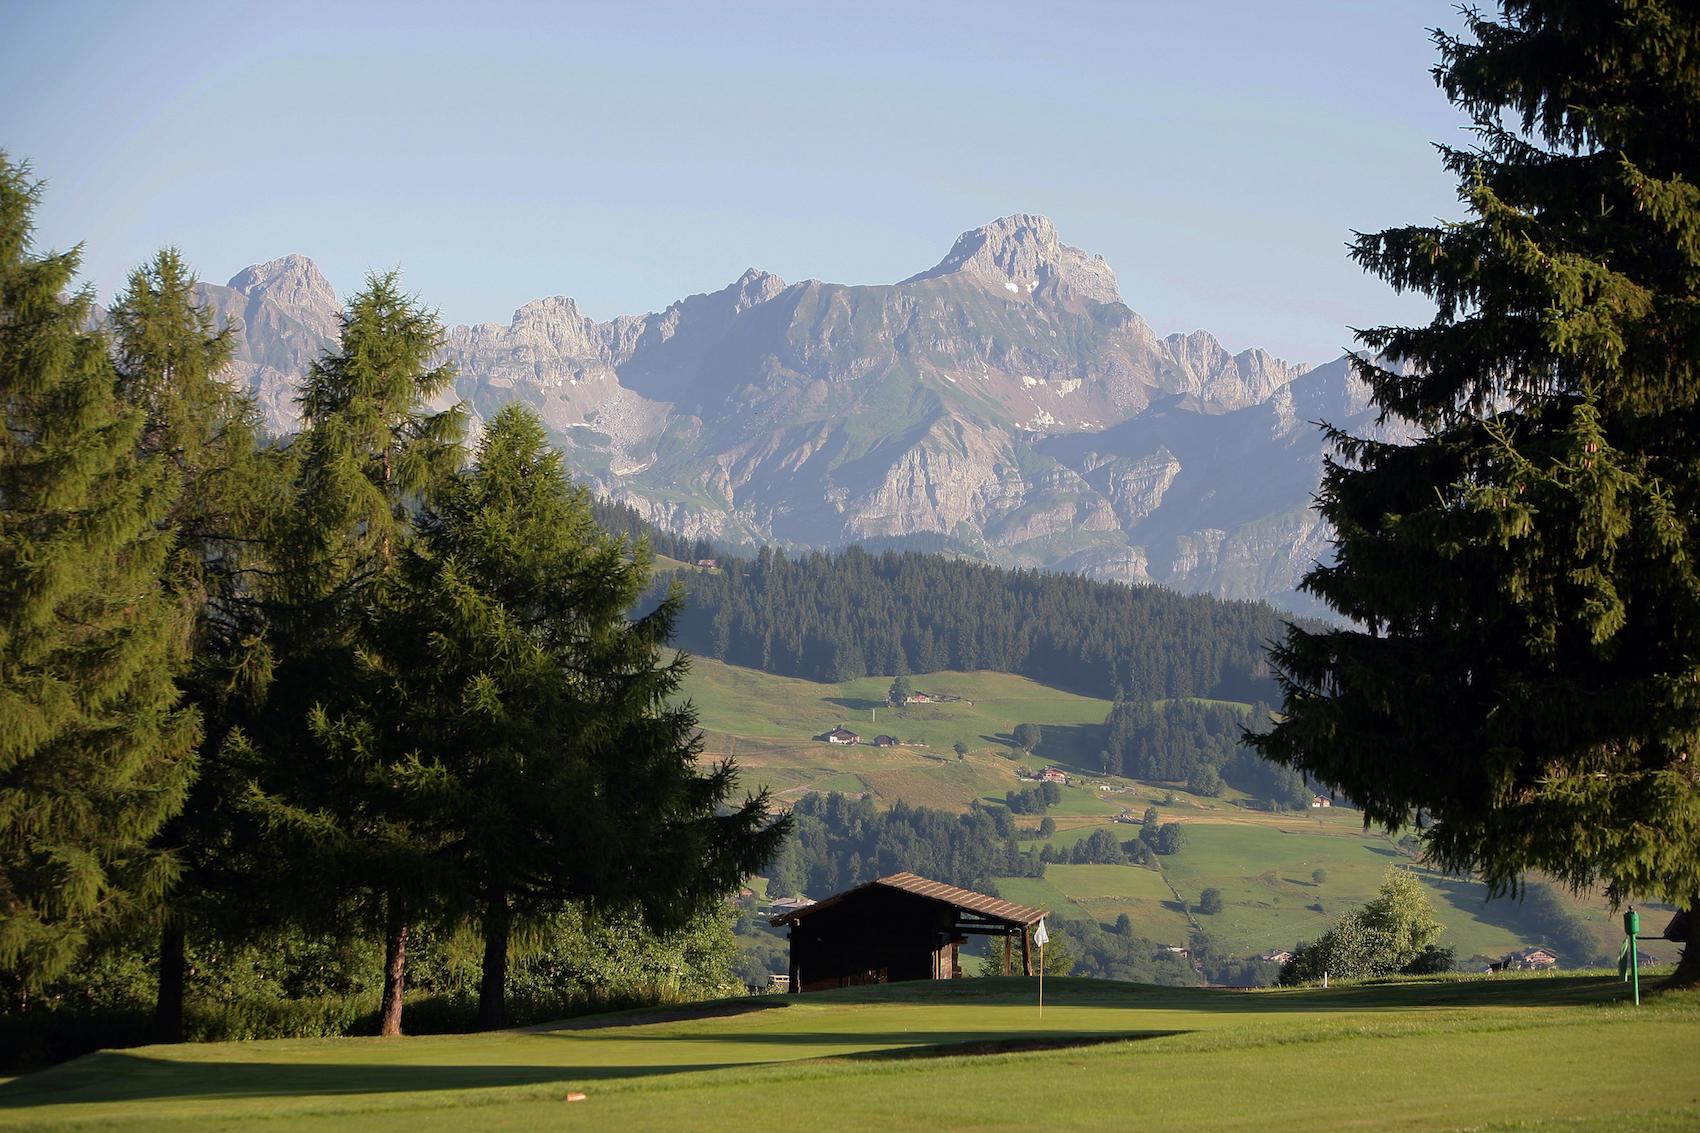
[1311,795,1332,808]
[1039,767,1069,785]
[824,726,860,745]
[1501,947,1559,971]
[872,735,899,748]
[904,692,932,704]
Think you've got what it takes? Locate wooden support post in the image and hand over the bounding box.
[1021,925,1033,976]
[1003,933,1012,977]
[788,936,798,995]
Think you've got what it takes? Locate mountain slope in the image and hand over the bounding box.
[196,216,1373,610]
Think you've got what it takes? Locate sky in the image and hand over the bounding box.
[0,0,1470,365]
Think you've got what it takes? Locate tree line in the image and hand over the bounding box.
[763,793,1043,900]
[662,544,1293,701]
[0,159,785,1053]
[1100,699,1312,809]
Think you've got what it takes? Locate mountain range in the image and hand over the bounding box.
[196,214,1391,612]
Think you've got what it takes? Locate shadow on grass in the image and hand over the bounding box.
[824,697,883,714]
[1029,724,1108,771]
[0,1052,728,1109]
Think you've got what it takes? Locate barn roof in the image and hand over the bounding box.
[769,871,1046,928]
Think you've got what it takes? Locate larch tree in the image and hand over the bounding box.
[372,404,787,1028]
[244,273,464,1035]
[1249,2,1700,985]
[0,157,198,991]
[109,248,281,1040]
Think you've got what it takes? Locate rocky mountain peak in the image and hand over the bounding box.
[903,213,1122,306]
[727,267,788,313]
[226,253,338,315]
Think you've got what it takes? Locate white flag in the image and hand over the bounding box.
[1033,918,1049,948]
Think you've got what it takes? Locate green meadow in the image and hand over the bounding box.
[678,658,1682,967]
[3,976,1693,1132]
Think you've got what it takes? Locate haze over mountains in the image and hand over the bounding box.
[198,214,1390,612]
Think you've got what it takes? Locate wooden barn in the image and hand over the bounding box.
[769,872,1046,993]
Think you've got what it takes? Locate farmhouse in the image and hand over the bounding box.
[1506,947,1559,970]
[1039,767,1069,785]
[770,872,1046,993]
[1311,795,1332,808]
[825,726,860,745]
[905,691,932,704]
[872,734,899,748]
[1260,950,1295,965]
[694,558,718,570]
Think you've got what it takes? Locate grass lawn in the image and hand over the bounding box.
[2,976,1694,1132]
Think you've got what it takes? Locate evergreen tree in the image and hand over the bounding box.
[374,405,786,1027]
[1251,3,1700,986]
[245,273,464,1034]
[887,674,913,708]
[0,158,198,990]
[109,248,281,1040]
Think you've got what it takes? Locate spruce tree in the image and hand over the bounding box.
[110,248,280,1039]
[245,273,464,1034]
[373,405,786,1028]
[1250,3,1700,985]
[0,157,198,990]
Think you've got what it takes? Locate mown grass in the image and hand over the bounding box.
[2,976,1693,1132]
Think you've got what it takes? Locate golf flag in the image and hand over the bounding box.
[1034,918,1048,1019]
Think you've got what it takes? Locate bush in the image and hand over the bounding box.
[1278,869,1451,985]
[1151,823,1187,856]
[1189,766,1224,798]
[1197,888,1224,915]
[1312,868,1327,885]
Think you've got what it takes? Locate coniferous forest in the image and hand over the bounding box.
[664,545,1293,702]
[0,160,786,1068]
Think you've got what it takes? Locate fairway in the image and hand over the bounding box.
[2,977,1694,1132]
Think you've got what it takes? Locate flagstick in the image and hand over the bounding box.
[1038,943,1044,1020]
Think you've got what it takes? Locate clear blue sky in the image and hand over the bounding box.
[1,0,1468,364]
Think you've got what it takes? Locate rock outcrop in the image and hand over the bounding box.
[197,217,1376,611]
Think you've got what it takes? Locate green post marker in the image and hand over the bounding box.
[1624,907,1641,1006]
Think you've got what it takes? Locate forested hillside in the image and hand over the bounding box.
[662,545,1294,701]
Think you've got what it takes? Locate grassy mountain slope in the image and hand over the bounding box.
[681,658,1681,969]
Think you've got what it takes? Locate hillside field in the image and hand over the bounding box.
[679,659,1682,968]
[2,976,1693,1131]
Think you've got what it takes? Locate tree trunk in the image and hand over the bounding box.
[1668,900,1700,990]
[153,915,186,1043]
[379,900,408,1037]
[479,891,511,1030]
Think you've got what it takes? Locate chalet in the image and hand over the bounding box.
[1039,767,1069,785]
[694,558,718,570]
[1506,946,1560,970]
[1260,950,1295,965]
[1310,795,1332,808]
[825,726,860,745]
[768,896,815,917]
[872,734,899,748]
[905,692,932,704]
[770,872,1047,993]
